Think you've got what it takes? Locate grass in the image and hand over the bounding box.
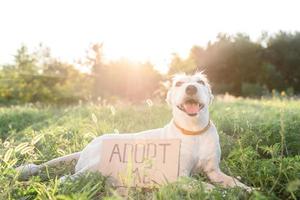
[0,97,300,199]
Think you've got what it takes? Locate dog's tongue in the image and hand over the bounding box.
[183,103,200,115]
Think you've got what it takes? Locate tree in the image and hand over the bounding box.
[0,45,92,104]
[103,59,162,101]
[88,43,105,99]
[266,31,300,92]
[168,33,266,96]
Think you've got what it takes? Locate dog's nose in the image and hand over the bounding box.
[185,85,197,95]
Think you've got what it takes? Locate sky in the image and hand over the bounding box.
[0,0,300,73]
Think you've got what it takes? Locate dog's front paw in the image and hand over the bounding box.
[236,182,254,192]
[244,185,254,193]
[59,175,71,182]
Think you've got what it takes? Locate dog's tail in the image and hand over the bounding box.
[16,152,81,180]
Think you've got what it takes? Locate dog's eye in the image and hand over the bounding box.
[197,80,205,85]
[175,81,184,87]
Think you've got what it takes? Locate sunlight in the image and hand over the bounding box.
[0,0,300,73]
[1,1,300,199]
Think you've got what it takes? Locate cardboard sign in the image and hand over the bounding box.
[98,139,181,187]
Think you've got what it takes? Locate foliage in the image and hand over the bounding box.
[1,31,300,104]
[88,44,162,102]
[0,44,162,104]
[0,98,300,199]
[266,31,300,92]
[0,45,91,104]
[241,83,269,97]
[169,31,300,96]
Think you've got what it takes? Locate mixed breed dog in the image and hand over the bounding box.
[17,73,252,192]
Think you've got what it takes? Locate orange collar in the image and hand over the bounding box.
[173,120,211,135]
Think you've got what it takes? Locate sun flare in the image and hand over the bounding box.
[0,0,299,73]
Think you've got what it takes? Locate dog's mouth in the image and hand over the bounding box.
[177,99,204,117]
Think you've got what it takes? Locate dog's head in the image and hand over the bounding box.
[166,72,213,118]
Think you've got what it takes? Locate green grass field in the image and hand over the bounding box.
[0,98,300,199]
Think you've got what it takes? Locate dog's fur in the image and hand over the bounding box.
[17,73,251,191]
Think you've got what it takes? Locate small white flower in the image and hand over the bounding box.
[110,106,116,115]
[3,141,10,148]
[91,113,98,124]
[114,129,119,134]
[146,99,153,107]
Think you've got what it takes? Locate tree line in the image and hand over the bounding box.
[170,31,300,96]
[0,44,161,104]
[0,31,300,104]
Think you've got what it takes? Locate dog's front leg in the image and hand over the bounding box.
[204,158,252,192]
[206,169,252,191]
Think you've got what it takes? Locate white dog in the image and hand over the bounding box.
[17,73,251,191]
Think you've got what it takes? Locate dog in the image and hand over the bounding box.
[17,72,252,191]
